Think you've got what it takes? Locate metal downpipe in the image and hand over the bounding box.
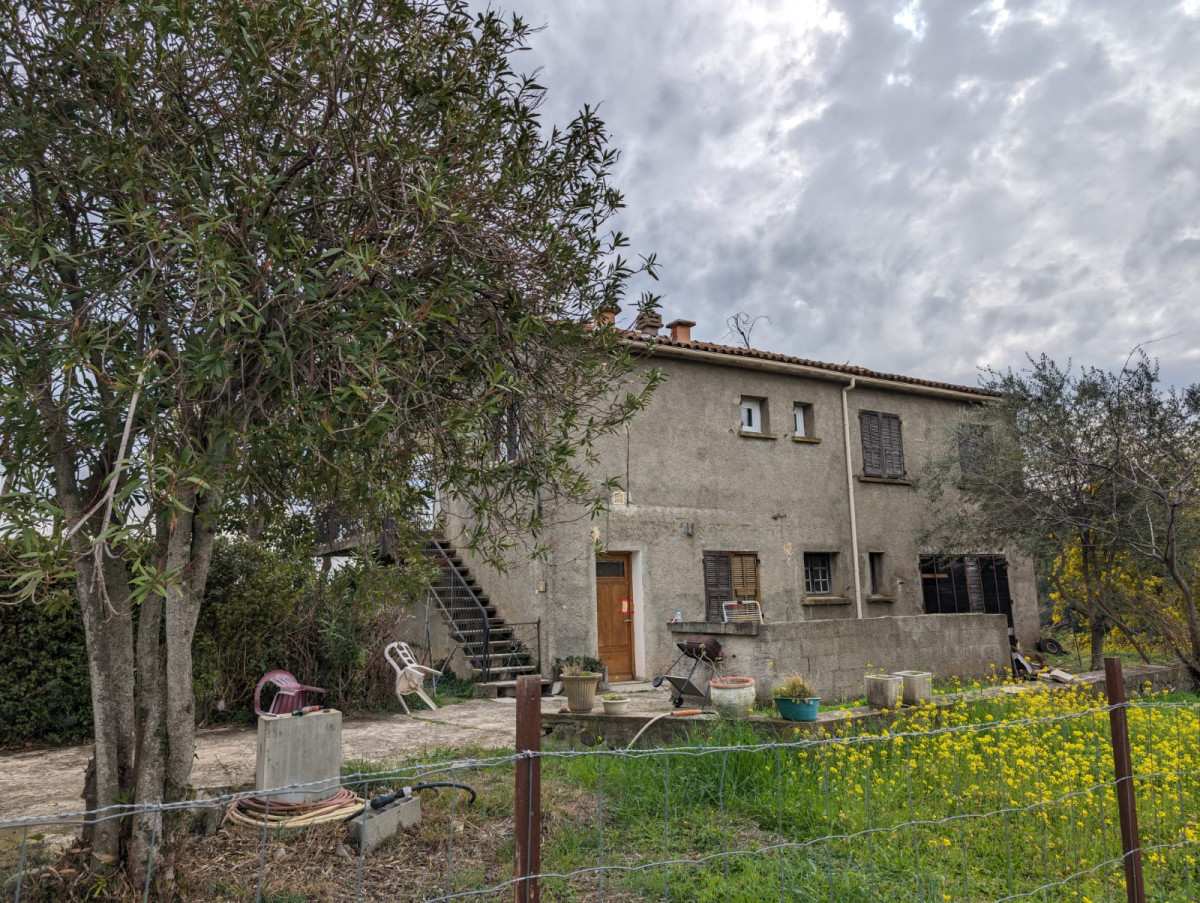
[842,378,864,619]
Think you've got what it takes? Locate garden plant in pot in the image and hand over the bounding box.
[772,674,820,722]
[556,655,608,692]
[561,663,602,713]
[601,693,630,715]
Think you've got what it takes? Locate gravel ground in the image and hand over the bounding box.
[0,681,668,833]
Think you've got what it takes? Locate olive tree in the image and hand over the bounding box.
[927,353,1200,672]
[0,0,658,875]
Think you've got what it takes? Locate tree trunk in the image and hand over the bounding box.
[1161,535,1200,678]
[164,490,219,797]
[1079,541,1110,672]
[1088,616,1108,671]
[49,429,139,866]
[129,580,166,886]
[1173,580,1200,678]
[74,552,137,867]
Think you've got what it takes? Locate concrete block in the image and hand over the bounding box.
[256,709,342,803]
[348,795,422,855]
[894,670,932,706]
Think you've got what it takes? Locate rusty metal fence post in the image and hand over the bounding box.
[1104,656,1146,903]
[514,674,542,903]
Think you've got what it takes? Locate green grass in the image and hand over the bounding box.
[37,686,1191,902]
[524,690,1200,902]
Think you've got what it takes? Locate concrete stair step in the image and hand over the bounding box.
[473,678,553,699]
[470,663,539,677]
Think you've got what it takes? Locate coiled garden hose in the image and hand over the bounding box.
[226,787,365,829]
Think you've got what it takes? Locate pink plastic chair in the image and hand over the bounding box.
[253,669,325,717]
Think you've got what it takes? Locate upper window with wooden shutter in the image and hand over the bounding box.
[730,552,759,600]
[859,411,905,478]
[703,551,760,621]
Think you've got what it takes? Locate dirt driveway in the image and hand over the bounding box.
[0,698,522,828]
[0,681,665,829]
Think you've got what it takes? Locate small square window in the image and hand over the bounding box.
[804,552,834,595]
[740,397,764,433]
[794,403,814,437]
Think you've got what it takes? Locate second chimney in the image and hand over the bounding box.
[666,318,696,343]
[635,309,664,336]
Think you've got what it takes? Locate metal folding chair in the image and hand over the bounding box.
[384,641,443,713]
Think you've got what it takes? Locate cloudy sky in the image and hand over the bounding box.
[481,0,1200,389]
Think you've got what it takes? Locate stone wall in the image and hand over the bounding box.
[670,612,1011,702]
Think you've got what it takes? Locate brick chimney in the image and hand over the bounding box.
[634,309,663,336]
[666,318,696,343]
[595,308,616,327]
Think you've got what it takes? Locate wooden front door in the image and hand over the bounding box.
[596,553,634,681]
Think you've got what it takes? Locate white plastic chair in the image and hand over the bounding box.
[384,642,442,714]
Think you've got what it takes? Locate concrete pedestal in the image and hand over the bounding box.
[348,796,421,854]
[255,709,342,803]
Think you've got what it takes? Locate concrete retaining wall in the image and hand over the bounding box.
[670,613,1011,702]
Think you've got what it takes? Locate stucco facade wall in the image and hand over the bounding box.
[444,352,1040,681]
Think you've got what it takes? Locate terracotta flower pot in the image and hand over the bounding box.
[709,676,756,718]
[562,673,601,713]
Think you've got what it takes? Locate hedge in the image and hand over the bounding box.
[0,538,411,745]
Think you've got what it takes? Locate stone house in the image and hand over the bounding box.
[425,314,1039,701]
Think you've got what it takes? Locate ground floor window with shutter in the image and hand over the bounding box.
[702,551,759,621]
[919,554,1013,628]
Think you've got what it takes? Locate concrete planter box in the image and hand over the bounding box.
[894,670,933,706]
[562,673,601,713]
[709,676,756,718]
[865,674,901,710]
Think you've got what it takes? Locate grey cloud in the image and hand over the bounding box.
[480,0,1200,388]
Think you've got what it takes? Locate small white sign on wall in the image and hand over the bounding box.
[611,489,627,507]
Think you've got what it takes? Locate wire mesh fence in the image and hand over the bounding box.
[2,674,1197,902]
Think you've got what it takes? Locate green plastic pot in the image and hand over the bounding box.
[775,697,820,722]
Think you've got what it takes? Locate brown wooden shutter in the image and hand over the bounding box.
[859,411,884,476]
[881,413,905,477]
[703,552,733,621]
[730,553,759,601]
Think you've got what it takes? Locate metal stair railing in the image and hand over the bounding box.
[423,538,492,681]
[497,619,540,677]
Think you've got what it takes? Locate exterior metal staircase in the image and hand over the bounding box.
[423,531,541,689]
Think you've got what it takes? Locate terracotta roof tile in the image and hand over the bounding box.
[624,332,997,398]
